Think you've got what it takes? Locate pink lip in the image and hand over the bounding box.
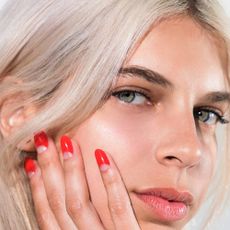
[134,188,193,222]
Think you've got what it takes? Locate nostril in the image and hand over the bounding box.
[164,155,183,164]
[165,156,177,160]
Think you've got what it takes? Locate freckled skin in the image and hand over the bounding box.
[72,16,228,229]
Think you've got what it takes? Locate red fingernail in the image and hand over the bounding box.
[60,135,73,160]
[95,149,110,172]
[34,131,48,154]
[24,157,36,178]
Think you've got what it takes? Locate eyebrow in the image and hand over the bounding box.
[119,65,230,106]
[119,65,174,90]
[202,91,230,105]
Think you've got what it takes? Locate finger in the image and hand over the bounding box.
[95,149,140,230]
[34,131,76,230]
[24,157,61,230]
[60,135,104,230]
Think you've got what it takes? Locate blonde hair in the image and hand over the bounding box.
[0,0,229,229]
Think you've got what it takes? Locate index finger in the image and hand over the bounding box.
[95,149,140,230]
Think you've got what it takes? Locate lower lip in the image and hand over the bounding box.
[135,193,188,222]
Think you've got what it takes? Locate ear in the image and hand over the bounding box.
[0,97,37,151]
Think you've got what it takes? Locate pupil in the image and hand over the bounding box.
[198,111,208,121]
[121,92,134,102]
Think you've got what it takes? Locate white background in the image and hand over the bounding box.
[0,0,230,229]
[0,0,6,9]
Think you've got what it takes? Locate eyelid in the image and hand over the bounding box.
[110,86,152,99]
[194,106,229,124]
[195,106,223,116]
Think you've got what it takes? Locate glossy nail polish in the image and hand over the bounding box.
[34,131,48,154]
[60,135,73,159]
[24,157,36,178]
[95,149,110,171]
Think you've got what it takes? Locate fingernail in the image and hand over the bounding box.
[95,149,110,172]
[24,157,36,178]
[34,131,48,154]
[60,135,73,160]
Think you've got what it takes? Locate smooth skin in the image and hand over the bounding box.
[26,15,229,230]
[28,135,139,230]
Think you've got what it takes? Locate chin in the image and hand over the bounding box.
[138,220,186,230]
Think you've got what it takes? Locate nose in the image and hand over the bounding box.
[155,115,202,169]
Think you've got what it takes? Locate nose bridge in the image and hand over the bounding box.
[156,109,202,168]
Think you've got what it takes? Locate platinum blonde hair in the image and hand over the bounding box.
[0,0,229,229]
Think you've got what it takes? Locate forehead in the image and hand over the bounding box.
[126,15,229,92]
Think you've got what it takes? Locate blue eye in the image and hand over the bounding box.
[112,90,150,105]
[194,108,229,125]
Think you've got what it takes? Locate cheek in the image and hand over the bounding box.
[72,104,159,193]
[202,134,217,179]
[190,138,216,206]
[74,106,154,174]
[71,107,154,228]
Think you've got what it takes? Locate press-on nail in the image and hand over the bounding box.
[34,131,48,154]
[95,149,110,172]
[24,157,36,178]
[60,135,74,160]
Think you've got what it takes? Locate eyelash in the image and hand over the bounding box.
[193,108,229,124]
[111,89,229,125]
[112,88,151,101]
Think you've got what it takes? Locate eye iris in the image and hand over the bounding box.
[198,111,210,122]
[197,111,215,123]
[119,91,135,103]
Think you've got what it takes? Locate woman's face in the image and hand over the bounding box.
[72,16,229,229]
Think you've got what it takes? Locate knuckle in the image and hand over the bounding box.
[106,170,119,186]
[48,192,63,211]
[66,197,84,219]
[110,199,128,216]
[39,158,53,170]
[36,212,51,229]
[64,160,78,173]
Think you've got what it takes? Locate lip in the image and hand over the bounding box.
[134,188,194,222]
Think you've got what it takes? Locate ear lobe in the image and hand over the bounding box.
[0,99,37,151]
[0,107,25,137]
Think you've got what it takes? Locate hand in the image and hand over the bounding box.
[24,131,140,230]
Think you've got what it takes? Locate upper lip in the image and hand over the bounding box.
[134,188,194,206]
